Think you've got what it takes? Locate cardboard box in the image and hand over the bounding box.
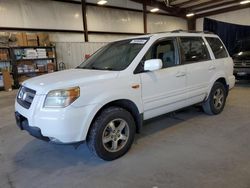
[47,63,55,73]
[15,33,28,46]
[38,33,50,46]
[0,53,8,60]
[47,51,55,58]
[26,33,38,46]
[26,34,38,41]
[27,40,38,46]
[2,70,12,91]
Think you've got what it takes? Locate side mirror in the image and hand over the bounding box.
[144,59,163,72]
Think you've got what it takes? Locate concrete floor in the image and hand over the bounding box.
[0,81,250,188]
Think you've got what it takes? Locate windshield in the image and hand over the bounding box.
[77,38,149,71]
[233,39,250,54]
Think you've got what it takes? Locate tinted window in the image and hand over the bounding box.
[143,39,178,68]
[77,38,148,71]
[206,37,228,59]
[180,37,210,63]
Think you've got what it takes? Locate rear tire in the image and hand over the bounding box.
[202,82,227,115]
[87,107,135,161]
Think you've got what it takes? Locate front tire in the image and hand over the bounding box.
[202,82,227,115]
[87,107,135,161]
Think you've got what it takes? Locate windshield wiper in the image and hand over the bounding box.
[76,66,116,71]
[90,66,115,71]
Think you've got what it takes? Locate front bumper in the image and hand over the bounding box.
[15,112,49,142]
[234,68,250,79]
[15,94,98,143]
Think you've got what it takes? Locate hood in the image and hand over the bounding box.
[233,51,250,61]
[22,69,119,94]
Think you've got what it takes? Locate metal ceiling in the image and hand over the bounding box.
[133,0,250,18]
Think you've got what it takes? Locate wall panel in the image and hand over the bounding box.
[147,14,187,33]
[0,0,83,30]
[87,6,144,33]
[196,8,250,31]
[86,0,142,10]
[55,42,107,69]
[88,34,139,42]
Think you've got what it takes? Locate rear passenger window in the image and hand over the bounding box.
[206,37,228,59]
[180,37,210,63]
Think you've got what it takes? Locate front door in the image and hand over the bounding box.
[139,38,188,120]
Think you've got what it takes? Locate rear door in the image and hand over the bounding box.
[178,36,213,105]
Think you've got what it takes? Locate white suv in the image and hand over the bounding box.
[15,31,235,160]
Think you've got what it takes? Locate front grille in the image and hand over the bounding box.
[17,86,36,109]
[234,60,250,68]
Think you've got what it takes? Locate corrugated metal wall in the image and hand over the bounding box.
[55,42,107,69]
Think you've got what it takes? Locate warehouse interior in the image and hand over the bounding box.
[0,0,250,188]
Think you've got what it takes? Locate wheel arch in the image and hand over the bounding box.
[87,99,143,139]
[207,76,229,100]
[215,77,229,96]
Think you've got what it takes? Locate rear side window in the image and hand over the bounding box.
[179,37,210,63]
[206,37,228,59]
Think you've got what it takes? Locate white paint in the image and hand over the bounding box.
[15,32,235,144]
[196,8,250,31]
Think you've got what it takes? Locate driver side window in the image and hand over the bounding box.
[143,39,178,69]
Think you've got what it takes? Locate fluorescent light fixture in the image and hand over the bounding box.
[186,13,195,17]
[150,8,159,13]
[97,0,107,5]
[240,0,250,4]
[74,13,79,18]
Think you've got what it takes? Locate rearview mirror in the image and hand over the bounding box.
[144,59,163,72]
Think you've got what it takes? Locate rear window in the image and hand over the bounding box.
[206,37,228,59]
[179,37,210,63]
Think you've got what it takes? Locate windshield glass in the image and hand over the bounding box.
[77,38,149,71]
[233,39,250,54]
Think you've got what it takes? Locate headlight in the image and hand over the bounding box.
[44,87,80,108]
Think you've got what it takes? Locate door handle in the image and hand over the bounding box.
[209,66,216,70]
[176,72,186,77]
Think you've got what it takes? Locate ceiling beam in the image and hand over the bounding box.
[131,0,186,17]
[191,0,240,13]
[196,3,250,18]
[174,0,201,7]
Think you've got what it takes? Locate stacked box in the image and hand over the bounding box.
[37,48,47,58]
[26,34,38,46]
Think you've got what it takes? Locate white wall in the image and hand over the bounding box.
[88,34,138,42]
[55,42,107,69]
[147,14,187,33]
[196,8,250,31]
[50,33,85,43]
[86,0,142,10]
[0,0,83,30]
[87,6,144,33]
[0,0,188,43]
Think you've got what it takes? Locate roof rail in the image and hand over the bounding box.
[171,30,214,34]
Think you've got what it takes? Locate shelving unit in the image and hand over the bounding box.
[11,46,57,88]
[0,47,12,91]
